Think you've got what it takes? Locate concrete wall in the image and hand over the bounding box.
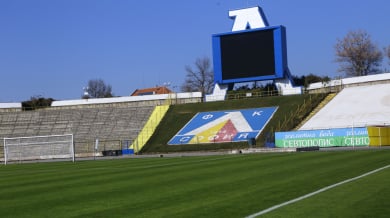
[0,103,22,112]
[307,73,390,94]
[51,92,202,109]
[300,83,390,130]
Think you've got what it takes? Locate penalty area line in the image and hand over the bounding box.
[246,164,390,218]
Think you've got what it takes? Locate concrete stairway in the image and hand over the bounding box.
[294,93,337,130]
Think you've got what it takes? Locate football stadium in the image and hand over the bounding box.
[1,5,390,218]
[1,67,390,218]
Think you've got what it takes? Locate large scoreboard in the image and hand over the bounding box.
[212,25,288,84]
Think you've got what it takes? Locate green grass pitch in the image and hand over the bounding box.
[1,149,389,218]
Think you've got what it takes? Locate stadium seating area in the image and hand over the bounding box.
[0,105,154,156]
[1,75,389,160]
[300,83,390,130]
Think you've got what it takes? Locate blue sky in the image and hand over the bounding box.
[1,0,389,102]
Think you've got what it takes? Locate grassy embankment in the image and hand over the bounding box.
[143,94,326,153]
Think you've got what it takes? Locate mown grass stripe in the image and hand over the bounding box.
[1,150,389,217]
[246,164,390,218]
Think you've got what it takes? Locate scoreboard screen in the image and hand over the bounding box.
[212,25,288,84]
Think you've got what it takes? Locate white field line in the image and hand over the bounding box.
[246,164,390,218]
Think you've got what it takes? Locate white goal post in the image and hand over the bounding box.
[3,134,75,164]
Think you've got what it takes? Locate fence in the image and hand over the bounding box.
[74,139,134,157]
[265,93,328,146]
[225,90,280,100]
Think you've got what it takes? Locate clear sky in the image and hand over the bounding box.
[1,0,389,102]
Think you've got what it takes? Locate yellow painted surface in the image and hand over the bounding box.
[368,126,390,137]
[368,126,390,146]
[369,138,390,146]
[188,120,228,144]
[130,105,169,152]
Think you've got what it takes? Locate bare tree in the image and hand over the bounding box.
[84,79,113,98]
[335,30,383,76]
[386,45,390,65]
[181,57,214,95]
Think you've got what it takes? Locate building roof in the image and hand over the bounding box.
[131,86,173,96]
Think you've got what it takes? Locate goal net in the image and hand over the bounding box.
[3,134,74,164]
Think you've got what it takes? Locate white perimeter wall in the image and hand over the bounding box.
[51,92,202,107]
[307,72,390,90]
[0,103,21,109]
[300,83,390,130]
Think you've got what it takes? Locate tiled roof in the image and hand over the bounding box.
[131,86,173,96]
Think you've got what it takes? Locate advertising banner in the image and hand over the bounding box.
[275,127,369,148]
[168,107,278,145]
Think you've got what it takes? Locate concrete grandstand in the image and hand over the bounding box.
[275,74,390,149]
[1,73,389,161]
[0,106,154,156]
[300,83,390,130]
[0,92,202,161]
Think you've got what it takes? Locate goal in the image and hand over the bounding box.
[3,134,74,164]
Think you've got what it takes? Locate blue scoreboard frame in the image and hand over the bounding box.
[212,25,288,85]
